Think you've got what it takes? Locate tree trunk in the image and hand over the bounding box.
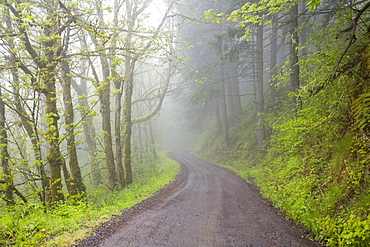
[72,77,102,186]
[290,4,300,106]
[300,1,308,58]
[114,77,125,188]
[123,0,135,186]
[42,8,65,202]
[219,66,229,149]
[86,51,117,189]
[256,24,265,149]
[270,14,278,103]
[0,89,14,206]
[91,1,118,190]
[110,0,125,189]
[216,96,222,132]
[84,34,117,190]
[101,76,118,190]
[137,123,144,163]
[44,77,65,203]
[61,61,87,197]
[225,68,236,117]
[230,62,242,117]
[149,121,158,160]
[123,59,135,186]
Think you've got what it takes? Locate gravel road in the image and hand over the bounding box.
[78,150,320,247]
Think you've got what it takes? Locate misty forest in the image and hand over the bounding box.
[0,0,369,246]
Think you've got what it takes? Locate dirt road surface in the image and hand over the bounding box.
[78,150,320,247]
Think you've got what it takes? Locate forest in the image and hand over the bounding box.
[0,0,369,246]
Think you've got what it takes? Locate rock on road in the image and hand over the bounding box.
[96,150,319,247]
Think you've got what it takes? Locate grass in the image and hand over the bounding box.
[0,151,181,247]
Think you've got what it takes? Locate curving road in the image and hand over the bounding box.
[98,150,319,247]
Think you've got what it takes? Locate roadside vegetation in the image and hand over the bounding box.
[0,152,180,246]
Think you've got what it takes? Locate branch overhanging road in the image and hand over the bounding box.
[80,150,320,247]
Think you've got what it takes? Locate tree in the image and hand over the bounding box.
[4,1,68,202]
[122,0,175,185]
[72,64,102,186]
[61,60,87,197]
[3,8,50,203]
[0,88,13,205]
[290,3,300,107]
[87,0,119,189]
[255,23,265,149]
[270,14,278,103]
[2,0,98,203]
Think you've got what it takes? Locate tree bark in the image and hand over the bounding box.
[256,24,265,149]
[100,71,118,190]
[122,0,136,186]
[219,66,229,149]
[90,1,118,190]
[61,61,87,197]
[225,69,236,117]
[270,14,278,103]
[42,4,65,203]
[72,73,102,187]
[44,76,65,203]
[112,0,125,189]
[0,88,14,206]
[230,62,242,117]
[148,121,158,160]
[123,58,135,185]
[290,4,300,106]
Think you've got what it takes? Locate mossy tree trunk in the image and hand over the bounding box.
[115,75,124,188]
[123,58,135,186]
[100,71,118,190]
[44,76,65,203]
[87,1,119,190]
[61,60,87,197]
[85,49,118,189]
[0,88,14,206]
[122,0,136,186]
[111,0,125,189]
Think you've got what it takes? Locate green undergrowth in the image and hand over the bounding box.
[0,151,180,247]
